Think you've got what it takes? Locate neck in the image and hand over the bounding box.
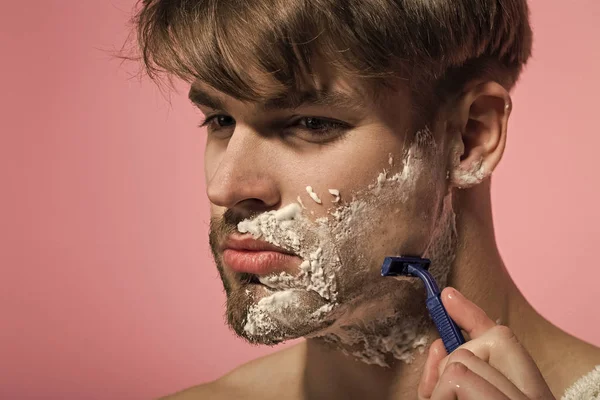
[299,180,580,399]
[450,181,600,397]
[448,180,513,327]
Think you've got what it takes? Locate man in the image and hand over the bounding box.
[125,0,600,398]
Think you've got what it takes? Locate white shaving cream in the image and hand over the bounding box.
[236,130,455,366]
[306,186,322,204]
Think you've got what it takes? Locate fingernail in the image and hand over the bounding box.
[447,288,463,300]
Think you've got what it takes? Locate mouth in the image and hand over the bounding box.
[222,235,302,276]
[223,248,301,276]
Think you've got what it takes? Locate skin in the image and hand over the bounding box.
[162,72,600,399]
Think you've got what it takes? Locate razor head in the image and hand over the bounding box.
[381,256,431,277]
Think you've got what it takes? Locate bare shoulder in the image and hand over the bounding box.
[159,380,231,400]
[161,342,306,400]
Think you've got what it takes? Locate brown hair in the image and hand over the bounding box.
[122,0,532,115]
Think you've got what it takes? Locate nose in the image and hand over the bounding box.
[206,127,280,212]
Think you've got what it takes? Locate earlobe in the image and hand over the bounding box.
[448,81,511,188]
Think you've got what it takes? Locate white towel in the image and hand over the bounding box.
[562,365,600,400]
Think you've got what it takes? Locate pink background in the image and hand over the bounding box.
[1,1,599,398]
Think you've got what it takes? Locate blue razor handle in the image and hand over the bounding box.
[425,294,465,354]
[381,256,466,354]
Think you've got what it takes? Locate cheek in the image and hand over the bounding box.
[364,188,440,259]
[328,172,447,302]
[334,152,447,264]
[285,130,407,217]
[397,162,449,247]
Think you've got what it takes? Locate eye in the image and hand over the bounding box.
[293,117,349,141]
[301,117,332,130]
[198,114,236,132]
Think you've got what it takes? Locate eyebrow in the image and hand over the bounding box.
[188,87,366,112]
[188,87,225,110]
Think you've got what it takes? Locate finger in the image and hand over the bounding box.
[436,326,554,399]
[431,362,510,400]
[418,339,447,399]
[441,287,496,339]
[436,349,528,400]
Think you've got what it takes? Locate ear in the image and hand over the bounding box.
[448,81,511,188]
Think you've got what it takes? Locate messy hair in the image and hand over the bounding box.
[123,0,532,115]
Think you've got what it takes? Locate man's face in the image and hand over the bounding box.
[198,74,454,345]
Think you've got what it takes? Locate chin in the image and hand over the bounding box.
[225,283,339,345]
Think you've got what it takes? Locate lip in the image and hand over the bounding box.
[222,235,300,276]
[223,235,297,254]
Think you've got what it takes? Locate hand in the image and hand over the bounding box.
[417,287,556,400]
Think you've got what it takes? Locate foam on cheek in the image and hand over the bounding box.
[369,151,415,198]
[326,146,422,248]
[306,186,322,204]
[328,189,340,203]
[235,134,446,365]
[314,145,437,367]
